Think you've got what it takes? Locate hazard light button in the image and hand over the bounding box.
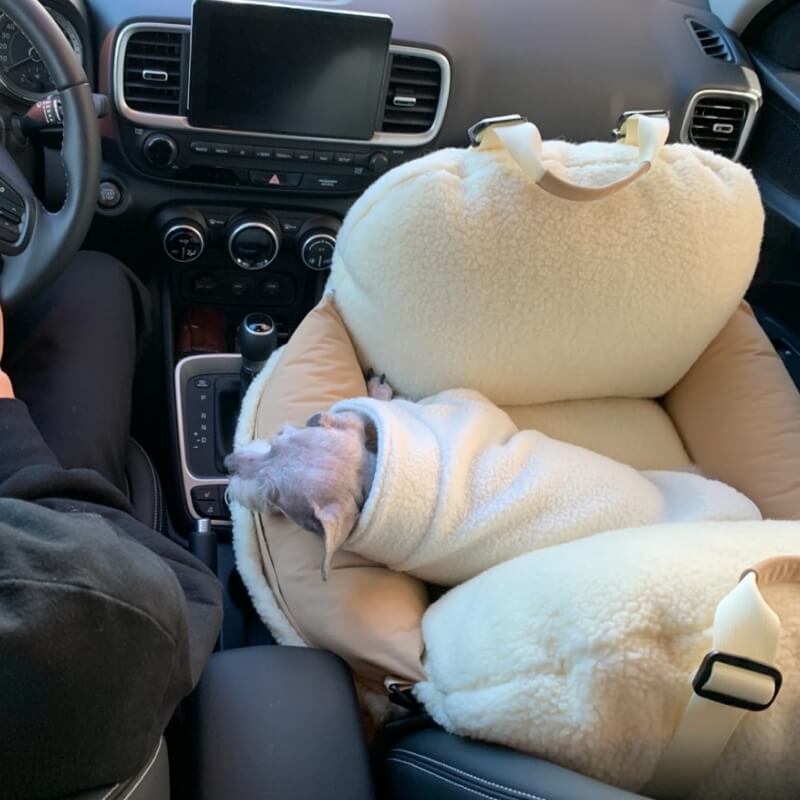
[249,170,302,188]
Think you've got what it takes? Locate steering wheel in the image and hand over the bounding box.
[0,0,99,310]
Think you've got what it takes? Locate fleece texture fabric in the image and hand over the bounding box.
[417,522,800,800]
[333,390,760,586]
[328,140,763,405]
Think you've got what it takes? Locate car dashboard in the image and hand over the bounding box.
[0,0,765,526]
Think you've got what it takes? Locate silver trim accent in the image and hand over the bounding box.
[393,94,417,108]
[142,69,169,82]
[679,87,761,162]
[227,220,280,270]
[175,354,241,525]
[244,313,276,335]
[119,738,165,800]
[113,22,451,147]
[163,223,205,262]
[300,232,337,271]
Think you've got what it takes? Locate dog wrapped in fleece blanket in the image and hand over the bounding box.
[226,115,800,799]
[226,386,760,584]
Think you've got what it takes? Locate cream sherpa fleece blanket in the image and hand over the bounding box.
[418,522,800,799]
[331,390,760,585]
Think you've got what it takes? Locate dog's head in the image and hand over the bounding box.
[225,411,375,579]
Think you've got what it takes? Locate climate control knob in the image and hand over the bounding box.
[163,220,206,263]
[143,133,178,168]
[297,218,340,271]
[228,216,281,270]
[299,230,337,271]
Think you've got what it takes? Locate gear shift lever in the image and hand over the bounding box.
[239,312,278,397]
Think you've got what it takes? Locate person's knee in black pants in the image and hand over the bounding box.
[3,252,150,492]
[0,499,196,800]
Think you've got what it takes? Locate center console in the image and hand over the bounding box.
[110,2,449,526]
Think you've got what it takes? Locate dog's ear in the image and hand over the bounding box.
[306,411,336,429]
[312,497,359,581]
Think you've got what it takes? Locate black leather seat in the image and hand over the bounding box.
[388,729,649,800]
[126,438,166,534]
[66,739,170,800]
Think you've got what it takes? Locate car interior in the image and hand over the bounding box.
[2,0,800,798]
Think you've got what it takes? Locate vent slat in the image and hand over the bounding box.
[689,20,734,63]
[689,96,750,158]
[380,54,442,134]
[123,30,184,115]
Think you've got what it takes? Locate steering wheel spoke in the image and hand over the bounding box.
[0,143,36,258]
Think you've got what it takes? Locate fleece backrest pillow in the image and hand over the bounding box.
[329,124,764,405]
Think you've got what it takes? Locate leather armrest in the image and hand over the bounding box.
[388,729,650,800]
[190,646,375,800]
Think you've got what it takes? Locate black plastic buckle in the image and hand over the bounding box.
[692,651,782,711]
[468,114,528,147]
[387,682,423,712]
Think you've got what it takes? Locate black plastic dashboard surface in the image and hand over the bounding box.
[92,0,752,146]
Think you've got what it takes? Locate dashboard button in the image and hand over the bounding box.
[0,222,19,242]
[261,276,295,304]
[204,212,230,229]
[250,170,302,188]
[314,151,333,163]
[211,143,233,156]
[274,149,294,161]
[229,277,253,297]
[334,152,355,165]
[302,173,353,191]
[97,180,122,209]
[279,218,302,235]
[232,145,253,158]
[0,179,25,210]
[143,133,178,167]
[294,149,313,162]
[253,147,273,160]
[193,498,222,518]
[190,141,213,154]
[191,485,219,503]
[353,154,369,167]
[0,192,25,219]
[192,274,217,293]
[368,151,390,173]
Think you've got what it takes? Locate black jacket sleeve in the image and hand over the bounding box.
[0,398,223,684]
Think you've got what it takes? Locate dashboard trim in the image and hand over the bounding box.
[175,353,239,526]
[679,83,762,162]
[113,21,451,148]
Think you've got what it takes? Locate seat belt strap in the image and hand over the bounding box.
[644,557,800,799]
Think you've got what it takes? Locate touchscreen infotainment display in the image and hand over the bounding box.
[188,1,393,139]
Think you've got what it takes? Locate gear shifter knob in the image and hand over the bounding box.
[239,312,278,395]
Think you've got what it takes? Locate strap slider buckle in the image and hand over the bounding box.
[692,650,783,711]
[468,114,528,147]
[612,109,670,139]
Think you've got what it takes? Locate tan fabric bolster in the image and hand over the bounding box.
[664,302,800,521]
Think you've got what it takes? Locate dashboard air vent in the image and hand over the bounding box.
[689,20,734,63]
[688,96,750,159]
[380,54,442,134]
[123,30,185,115]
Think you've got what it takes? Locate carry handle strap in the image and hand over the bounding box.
[474,114,670,202]
[644,555,800,799]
